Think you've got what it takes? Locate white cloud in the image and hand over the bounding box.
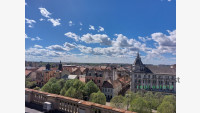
[39,18,45,21]
[38,7,61,27]
[34,45,43,48]
[69,21,73,26]
[26,47,66,58]
[112,34,136,47]
[25,34,42,41]
[80,22,83,26]
[98,26,104,32]
[63,42,76,49]
[138,36,151,42]
[77,45,93,54]
[25,2,27,6]
[92,47,128,56]
[25,18,36,28]
[151,30,176,54]
[25,34,29,39]
[46,45,68,51]
[81,33,112,45]
[48,18,61,26]
[38,8,51,18]
[31,37,42,41]
[64,32,80,41]
[46,42,76,52]
[168,0,172,2]
[89,25,95,30]
[80,28,82,31]
[144,29,176,62]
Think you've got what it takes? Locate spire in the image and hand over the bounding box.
[133,51,143,66]
[58,60,63,71]
[136,51,140,59]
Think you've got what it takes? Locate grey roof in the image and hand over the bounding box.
[145,65,176,75]
[102,81,113,88]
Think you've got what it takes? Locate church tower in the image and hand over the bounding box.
[132,51,145,72]
[58,60,63,71]
[46,62,51,70]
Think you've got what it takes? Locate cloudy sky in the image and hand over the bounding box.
[25,0,176,64]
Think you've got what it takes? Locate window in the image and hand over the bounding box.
[148,75,150,78]
[99,74,102,77]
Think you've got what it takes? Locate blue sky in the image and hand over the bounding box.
[25,0,176,64]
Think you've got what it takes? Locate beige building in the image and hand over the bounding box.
[131,52,176,94]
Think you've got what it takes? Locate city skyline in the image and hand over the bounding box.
[25,0,176,65]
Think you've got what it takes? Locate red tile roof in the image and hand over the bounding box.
[25,70,32,76]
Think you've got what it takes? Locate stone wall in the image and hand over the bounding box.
[25,88,136,113]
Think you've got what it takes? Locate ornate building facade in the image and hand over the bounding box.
[130,52,176,94]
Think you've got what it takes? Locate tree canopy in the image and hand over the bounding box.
[157,95,176,113]
[129,97,152,113]
[83,80,99,98]
[89,91,106,105]
[110,95,126,109]
[157,101,175,113]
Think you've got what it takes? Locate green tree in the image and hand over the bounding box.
[73,79,85,90]
[41,82,51,93]
[41,77,61,94]
[144,91,154,109]
[50,82,62,94]
[160,95,176,113]
[136,90,144,97]
[57,79,65,88]
[89,91,106,105]
[157,101,175,113]
[110,95,126,109]
[83,80,99,98]
[33,86,40,90]
[129,97,152,113]
[48,77,57,84]
[65,87,76,98]
[124,91,137,110]
[64,79,75,90]
[151,92,164,109]
[162,95,176,106]
[60,88,67,96]
[25,78,37,88]
[74,88,84,99]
